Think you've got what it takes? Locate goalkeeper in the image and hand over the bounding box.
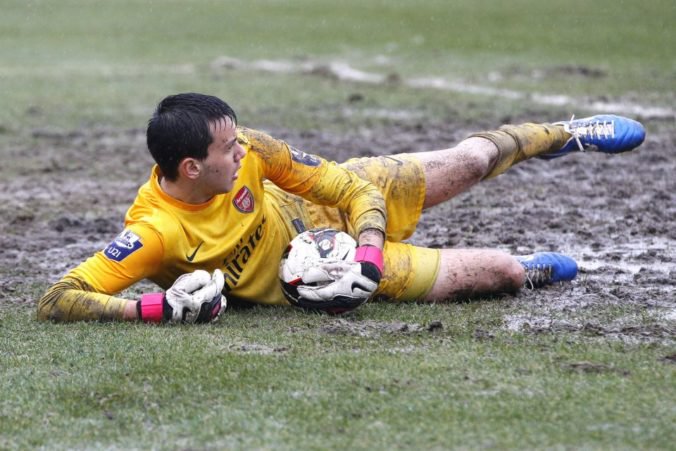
[37,93,645,322]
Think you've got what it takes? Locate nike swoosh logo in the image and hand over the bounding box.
[186,241,204,262]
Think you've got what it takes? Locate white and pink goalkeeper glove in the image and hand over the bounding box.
[137,269,226,324]
[296,245,383,314]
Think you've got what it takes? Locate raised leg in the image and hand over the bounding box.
[421,115,645,197]
[415,137,499,209]
[414,121,573,209]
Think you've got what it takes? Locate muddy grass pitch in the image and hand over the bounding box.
[0,116,674,345]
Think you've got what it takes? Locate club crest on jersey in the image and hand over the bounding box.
[104,229,143,262]
[233,186,254,213]
[290,146,321,167]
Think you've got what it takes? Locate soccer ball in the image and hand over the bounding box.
[279,228,358,312]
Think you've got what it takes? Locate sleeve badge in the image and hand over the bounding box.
[103,229,144,262]
[290,146,321,167]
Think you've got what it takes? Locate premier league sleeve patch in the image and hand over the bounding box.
[103,229,144,262]
[289,146,321,167]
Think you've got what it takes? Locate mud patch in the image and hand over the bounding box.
[540,65,608,79]
[228,343,289,355]
[318,319,442,337]
[660,353,676,364]
[564,361,630,376]
[507,316,675,345]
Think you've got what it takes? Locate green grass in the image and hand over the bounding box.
[3,0,673,67]
[1,0,675,449]
[2,305,674,450]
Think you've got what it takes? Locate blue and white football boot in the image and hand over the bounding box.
[541,114,645,159]
[516,252,578,289]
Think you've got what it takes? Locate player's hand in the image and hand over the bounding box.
[138,269,226,323]
[166,269,226,323]
[296,245,383,314]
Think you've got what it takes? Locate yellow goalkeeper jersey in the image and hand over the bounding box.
[39,127,386,321]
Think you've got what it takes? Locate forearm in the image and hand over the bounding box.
[37,277,136,322]
[316,165,387,237]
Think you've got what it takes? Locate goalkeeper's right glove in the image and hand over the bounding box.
[137,269,226,324]
[295,245,383,314]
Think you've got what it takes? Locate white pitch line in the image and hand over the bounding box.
[2,57,673,119]
[211,56,676,120]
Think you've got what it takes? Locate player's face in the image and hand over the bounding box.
[201,117,246,194]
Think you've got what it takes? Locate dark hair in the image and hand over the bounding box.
[146,93,237,180]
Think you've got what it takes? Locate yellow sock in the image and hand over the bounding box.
[471,123,571,179]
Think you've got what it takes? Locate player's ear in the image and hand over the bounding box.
[178,158,202,180]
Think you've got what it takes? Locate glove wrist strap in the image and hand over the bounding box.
[355,245,384,274]
[138,293,165,323]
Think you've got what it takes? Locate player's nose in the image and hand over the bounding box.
[235,142,247,161]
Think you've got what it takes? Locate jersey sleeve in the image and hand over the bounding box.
[37,224,164,322]
[238,127,387,235]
